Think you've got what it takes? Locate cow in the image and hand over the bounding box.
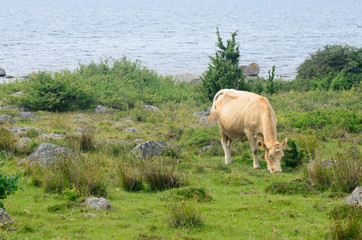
[208,89,287,173]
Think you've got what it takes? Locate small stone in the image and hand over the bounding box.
[144,105,160,111]
[0,208,13,223]
[94,105,107,114]
[0,68,6,77]
[124,127,139,133]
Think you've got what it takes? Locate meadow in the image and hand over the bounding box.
[0,51,361,239]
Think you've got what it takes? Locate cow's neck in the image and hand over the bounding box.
[261,110,277,147]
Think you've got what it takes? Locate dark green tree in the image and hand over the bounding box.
[266,65,276,94]
[200,28,247,101]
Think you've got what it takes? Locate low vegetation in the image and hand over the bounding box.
[0,40,361,239]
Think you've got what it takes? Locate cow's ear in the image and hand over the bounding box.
[281,138,288,149]
[257,140,266,150]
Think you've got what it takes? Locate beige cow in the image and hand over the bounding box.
[208,89,287,173]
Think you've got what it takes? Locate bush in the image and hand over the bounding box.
[0,152,21,209]
[283,139,305,167]
[16,71,94,112]
[140,158,186,191]
[200,28,247,101]
[328,205,361,240]
[0,128,15,153]
[172,187,212,202]
[167,201,203,228]
[296,44,361,90]
[265,181,314,195]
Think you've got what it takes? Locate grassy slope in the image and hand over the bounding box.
[1,89,361,240]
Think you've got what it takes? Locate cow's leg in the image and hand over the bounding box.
[220,131,232,165]
[246,133,260,169]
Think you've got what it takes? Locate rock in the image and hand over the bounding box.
[0,208,13,223]
[0,68,6,77]
[124,127,139,133]
[94,105,107,114]
[6,126,43,137]
[239,63,260,76]
[75,113,85,118]
[36,133,66,141]
[344,186,362,207]
[172,73,200,83]
[15,112,39,120]
[0,115,15,124]
[10,91,23,97]
[200,145,212,153]
[73,119,89,123]
[84,197,111,210]
[293,177,302,182]
[321,159,336,169]
[193,110,210,125]
[82,213,99,218]
[134,140,180,159]
[18,143,76,167]
[15,137,32,152]
[112,122,125,127]
[144,105,160,111]
[0,104,29,111]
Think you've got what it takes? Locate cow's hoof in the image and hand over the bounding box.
[253,165,260,169]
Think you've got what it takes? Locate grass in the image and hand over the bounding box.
[0,81,361,239]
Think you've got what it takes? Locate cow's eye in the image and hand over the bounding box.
[269,155,273,159]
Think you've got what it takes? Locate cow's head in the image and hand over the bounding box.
[257,138,287,173]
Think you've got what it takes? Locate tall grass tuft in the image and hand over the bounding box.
[0,128,15,153]
[140,158,186,191]
[167,201,203,228]
[119,166,143,192]
[43,154,108,197]
[329,205,361,240]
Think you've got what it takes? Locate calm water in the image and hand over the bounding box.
[1,0,361,80]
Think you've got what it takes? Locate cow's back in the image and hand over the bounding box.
[214,90,275,139]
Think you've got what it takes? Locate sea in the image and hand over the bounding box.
[1,0,361,81]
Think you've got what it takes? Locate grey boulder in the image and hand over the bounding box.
[344,186,362,207]
[84,197,111,210]
[94,105,107,114]
[0,68,6,77]
[18,143,76,167]
[15,112,39,120]
[0,208,13,223]
[134,140,180,159]
[144,105,160,111]
[0,115,15,124]
[239,62,260,76]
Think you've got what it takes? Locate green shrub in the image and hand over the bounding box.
[0,153,21,209]
[265,181,314,195]
[172,187,212,202]
[303,158,332,191]
[328,205,361,240]
[16,71,94,112]
[296,44,361,90]
[0,128,15,153]
[200,28,247,101]
[266,65,276,94]
[167,201,203,228]
[62,185,80,201]
[283,139,305,167]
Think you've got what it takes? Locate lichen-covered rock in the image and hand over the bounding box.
[6,126,43,137]
[15,112,39,120]
[0,115,15,124]
[134,140,181,159]
[94,105,107,114]
[344,186,362,207]
[84,197,111,210]
[0,208,13,223]
[36,133,66,141]
[172,73,200,83]
[15,137,32,152]
[18,143,76,166]
[124,127,139,133]
[239,62,260,76]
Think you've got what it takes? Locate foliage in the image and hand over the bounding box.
[296,44,361,90]
[283,139,305,167]
[0,128,15,153]
[0,152,21,209]
[61,185,80,201]
[266,65,276,94]
[15,71,94,112]
[265,181,314,195]
[328,205,361,240]
[167,201,203,228]
[119,166,144,192]
[172,187,212,202]
[200,28,247,101]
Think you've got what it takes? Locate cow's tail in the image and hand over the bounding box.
[207,89,227,125]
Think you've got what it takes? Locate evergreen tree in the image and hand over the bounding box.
[200,28,247,101]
